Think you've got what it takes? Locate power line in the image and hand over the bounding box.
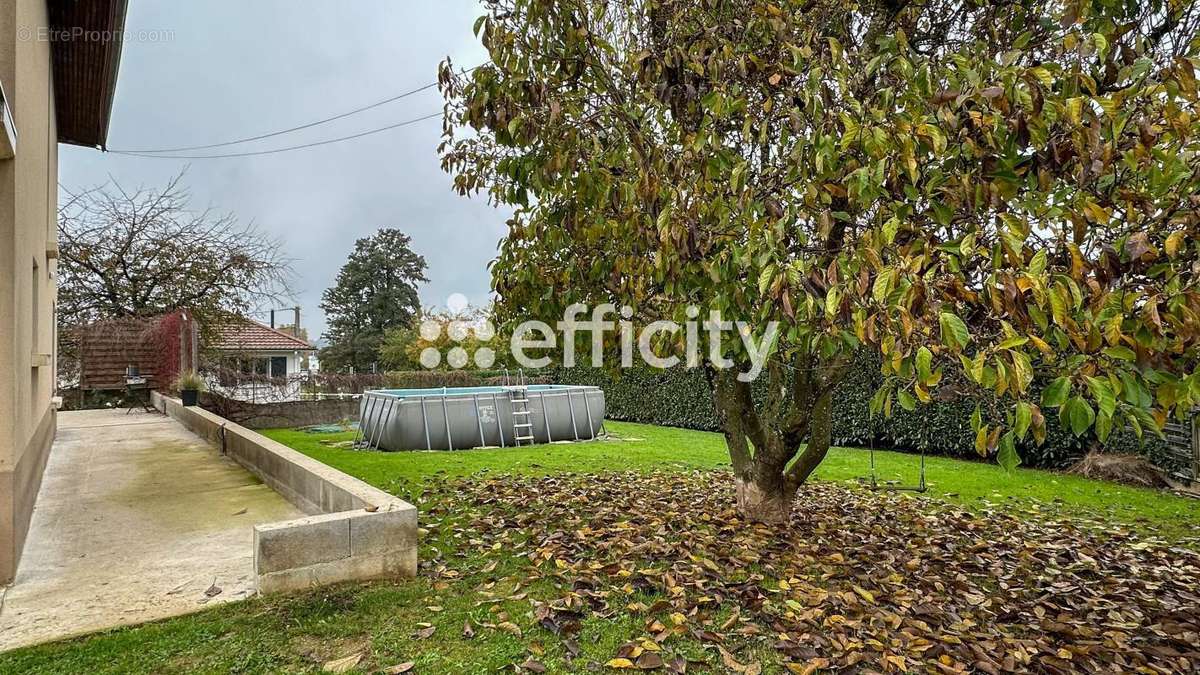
[107,63,484,154]
[109,111,443,160]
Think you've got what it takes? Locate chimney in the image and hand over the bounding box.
[293,306,301,337]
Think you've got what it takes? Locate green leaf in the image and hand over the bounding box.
[757,264,776,296]
[996,336,1029,350]
[897,389,917,411]
[939,312,971,351]
[1063,396,1096,436]
[1042,377,1071,407]
[1086,376,1117,418]
[1093,32,1109,62]
[825,287,840,321]
[1103,345,1136,361]
[1014,402,1032,441]
[872,268,895,303]
[916,347,933,384]
[997,431,1021,472]
[1028,249,1048,275]
[970,404,983,432]
[1095,411,1113,442]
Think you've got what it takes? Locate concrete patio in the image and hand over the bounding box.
[0,408,304,651]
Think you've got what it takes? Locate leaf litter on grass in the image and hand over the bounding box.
[420,470,1200,674]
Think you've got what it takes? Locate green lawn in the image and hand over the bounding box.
[3,421,1198,674]
[264,421,1200,541]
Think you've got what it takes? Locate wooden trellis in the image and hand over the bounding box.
[1160,414,1199,486]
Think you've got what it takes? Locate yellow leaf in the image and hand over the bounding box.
[852,585,876,603]
[669,612,687,625]
[605,658,636,669]
[785,658,829,675]
[1166,230,1185,257]
[975,425,989,456]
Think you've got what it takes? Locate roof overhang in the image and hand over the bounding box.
[48,0,130,149]
[214,346,318,353]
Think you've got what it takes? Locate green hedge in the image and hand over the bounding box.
[548,356,1167,468]
[380,362,1168,467]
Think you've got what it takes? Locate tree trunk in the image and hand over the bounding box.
[710,367,835,525]
[734,471,797,525]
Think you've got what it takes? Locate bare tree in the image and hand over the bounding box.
[57,171,294,330]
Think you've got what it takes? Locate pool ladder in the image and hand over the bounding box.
[511,386,535,446]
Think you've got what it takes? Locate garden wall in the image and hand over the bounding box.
[151,392,417,593]
[200,393,360,430]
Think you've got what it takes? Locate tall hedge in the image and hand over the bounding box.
[549,357,1166,468]
[378,363,1168,468]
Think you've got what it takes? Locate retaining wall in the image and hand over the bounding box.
[200,393,360,430]
[152,392,417,593]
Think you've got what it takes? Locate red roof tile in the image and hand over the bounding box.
[209,319,315,352]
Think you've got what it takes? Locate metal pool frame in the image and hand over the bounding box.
[355,385,606,451]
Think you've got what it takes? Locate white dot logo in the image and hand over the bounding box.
[474,347,496,368]
[419,320,442,341]
[447,347,469,369]
[447,293,469,314]
[448,320,471,341]
[419,347,441,368]
[419,294,498,370]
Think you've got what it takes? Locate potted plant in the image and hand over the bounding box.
[175,371,206,407]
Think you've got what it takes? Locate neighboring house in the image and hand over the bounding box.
[210,318,316,378]
[0,0,130,583]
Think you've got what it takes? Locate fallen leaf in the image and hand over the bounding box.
[322,653,362,673]
[520,658,547,672]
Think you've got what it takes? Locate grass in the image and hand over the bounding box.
[264,421,1200,540]
[2,420,1197,673]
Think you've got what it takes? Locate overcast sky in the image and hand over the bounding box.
[58,1,504,344]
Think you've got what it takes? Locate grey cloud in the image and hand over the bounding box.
[59,0,506,342]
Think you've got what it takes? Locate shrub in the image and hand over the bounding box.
[174,370,206,392]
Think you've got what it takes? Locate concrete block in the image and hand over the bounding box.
[255,514,349,574]
[349,505,418,557]
[257,548,418,595]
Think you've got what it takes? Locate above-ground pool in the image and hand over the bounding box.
[357,385,606,451]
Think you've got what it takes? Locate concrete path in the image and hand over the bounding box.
[0,409,304,651]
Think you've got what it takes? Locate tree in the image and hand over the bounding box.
[320,228,428,372]
[441,0,1200,522]
[58,173,292,329]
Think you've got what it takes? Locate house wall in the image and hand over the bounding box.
[0,0,59,583]
[223,351,308,377]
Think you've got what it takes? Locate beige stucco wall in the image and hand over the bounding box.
[0,0,60,584]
